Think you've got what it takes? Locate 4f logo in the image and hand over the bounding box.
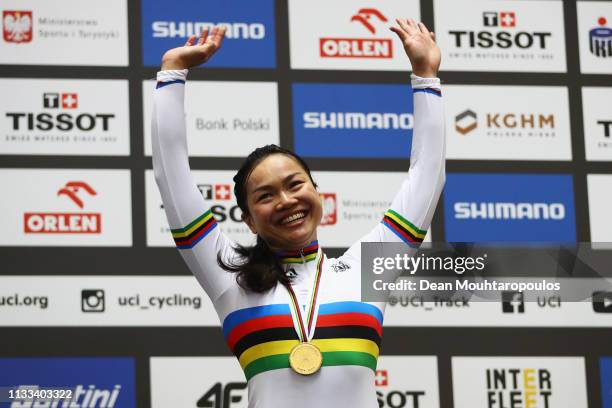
[43,93,79,109]
[351,8,388,34]
[57,181,97,209]
[197,382,247,408]
[483,11,516,28]
[3,10,32,43]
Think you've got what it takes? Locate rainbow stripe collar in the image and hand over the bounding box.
[273,240,319,264]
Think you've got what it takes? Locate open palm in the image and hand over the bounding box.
[161,26,226,70]
[390,19,441,78]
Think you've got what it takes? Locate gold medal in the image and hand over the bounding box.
[289,342,322,375]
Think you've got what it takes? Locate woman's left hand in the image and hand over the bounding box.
[390,19,441,78]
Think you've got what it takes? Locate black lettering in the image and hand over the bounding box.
[514,32,534,49]
[448,31,467,47]
[496,31,513,49]
[477,31,494,48]
[6,113,25,130]
[56,113,73,131]
[76,113,95,131]
[97,114,115,131]
[532,32,551,49]
[36,113,53,131]
[229,205,242,223]
[210,205,227,223]
[597,120,612,137]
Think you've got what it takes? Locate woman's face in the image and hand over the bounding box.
[243,154,322,251]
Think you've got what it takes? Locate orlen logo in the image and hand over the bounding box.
[449,11,552,49]
[589,17,612,58]
[152,21,265,40]
[320,8,392,58]
[2,10,32,44]
[6,92,115,132]
[24,181,101,234]
[375,368,426,408]
[455,109,555,137]
[320,193,337,226]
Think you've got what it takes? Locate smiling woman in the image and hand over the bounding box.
[152,21,445,408]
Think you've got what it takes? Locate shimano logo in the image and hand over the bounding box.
[454,202,565,220]
[303,112,413,130]
[152,21,265,39]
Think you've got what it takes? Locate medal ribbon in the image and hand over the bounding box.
[284,251,324,342]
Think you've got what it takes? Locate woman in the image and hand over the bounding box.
[152,18,444,408]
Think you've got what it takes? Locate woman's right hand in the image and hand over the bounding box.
[161,26,226,70]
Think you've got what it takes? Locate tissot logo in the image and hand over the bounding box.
[6,91,114,132]
[2,10,32,43]
[589,17,612,58]
[320,193,337,226]
[450,10,551,50]
[198,184,232,201]
[444,174,576,242]
[24,181,101,234]
[320,8,392,58]
[375,367,427,408]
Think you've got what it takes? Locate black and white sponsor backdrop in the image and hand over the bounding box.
[1,0,612,407]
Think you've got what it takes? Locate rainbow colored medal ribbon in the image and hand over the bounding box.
[283,250,325,375]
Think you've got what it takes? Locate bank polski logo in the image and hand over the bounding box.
[292,83,414,158]
[319,8,392,59]
[444,173,576,242]
[141,0,275,68]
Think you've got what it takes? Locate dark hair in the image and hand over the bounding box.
[217,144,317,293]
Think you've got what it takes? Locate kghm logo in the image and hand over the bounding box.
[5,92,115,132]
[454,202,565,220]
[152,21,265,40]
[319,193,337,226]
[303,112,413,130]
[375,368,426,408]
[454,109,555,137]
[589,17,612,57]
[3,10,32,43]
[486,368,552,408]
[449,11,552,49]
[24,181,101,234]
[320,8,392,58]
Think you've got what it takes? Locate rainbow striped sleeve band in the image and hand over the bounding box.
[381,209,427,246]
[171,210,218,249]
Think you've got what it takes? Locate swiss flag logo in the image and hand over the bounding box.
[61,93,78,109]
[214,184,232,200]
[500,12,516,27]
[375,369,388,386]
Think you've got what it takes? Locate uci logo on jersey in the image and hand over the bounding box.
[292,83,414,158]
[141,0,276,68]
[443,173,576,242]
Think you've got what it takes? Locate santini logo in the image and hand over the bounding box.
[152,21,265,39]
[303,112,413,130]
[454,202,565,220]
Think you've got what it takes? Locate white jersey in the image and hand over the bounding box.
[151,69,445,408]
